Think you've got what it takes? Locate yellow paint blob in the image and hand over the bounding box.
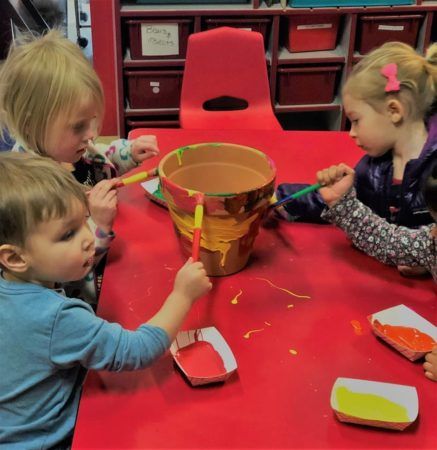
[256,278,311,299]
[243,328,265,339]
[168,208,259,267]
[287,304,294,309]
[230,290,243,305]
[289,349,298,355]
[335,386,409,422]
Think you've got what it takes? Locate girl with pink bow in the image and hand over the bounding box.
[276,41,437,278]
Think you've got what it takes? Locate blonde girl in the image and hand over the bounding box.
[0,30,160,303]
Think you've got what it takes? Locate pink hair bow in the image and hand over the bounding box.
[381,63,400,92]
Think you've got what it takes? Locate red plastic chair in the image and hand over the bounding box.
[179,27,282,130]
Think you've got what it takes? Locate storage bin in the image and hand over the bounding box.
[136,0,249,3]
[126,118,179,131]
[127,19,192,60]
[125,70,184,109]
[204,17,271,48]
[277,65,341,105]
[290,0,413,6]
[285,14,340,52]
[356,14,423,54]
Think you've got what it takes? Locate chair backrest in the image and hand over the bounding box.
[180,27,281,130]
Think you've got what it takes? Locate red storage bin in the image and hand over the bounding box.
[125,70,184,109]
[356,14,423,55]
[127,19,192,60]
[277,65,341,105]
[126,118,179,131]
[285,14,340,52]
[204,17,271,48]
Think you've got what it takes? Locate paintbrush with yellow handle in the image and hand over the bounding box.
[115,168,158,188]
[192,193,205,262]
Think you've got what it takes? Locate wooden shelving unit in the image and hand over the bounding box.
[90,0,436,135]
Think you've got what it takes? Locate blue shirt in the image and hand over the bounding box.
[0,275,169,449]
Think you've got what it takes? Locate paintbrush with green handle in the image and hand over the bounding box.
[269,182,322,210]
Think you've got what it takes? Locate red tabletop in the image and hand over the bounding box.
[72,129,436,450]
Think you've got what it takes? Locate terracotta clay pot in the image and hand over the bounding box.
[159,142,276,276]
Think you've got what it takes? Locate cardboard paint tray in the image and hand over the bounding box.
[330,377,418,431]
[368,304,437,361]
[141,177,167,208]
[170,327,237,386]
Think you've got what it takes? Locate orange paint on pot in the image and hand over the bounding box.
[168,208,259,267]
[373,320,436,352]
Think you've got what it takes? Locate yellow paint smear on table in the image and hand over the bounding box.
[335,386,409,422]
[243,328,265,339]
[169,209,258,267]
[230,290,243,305]
[255,278,311,299]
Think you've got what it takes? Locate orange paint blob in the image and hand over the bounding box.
[175,341,226,378]
[243,328,265,339]
[350,320,363,335]
[230,290,243,305]
[373,320,437,352]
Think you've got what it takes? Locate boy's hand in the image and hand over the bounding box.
[87,178,119,234]
[317,163,355,207]
[131,135,160,164]
[424,347,437,381]
[174,258,212,303]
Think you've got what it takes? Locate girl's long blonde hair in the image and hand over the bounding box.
[343,42,437,120]
[0,29,104,155]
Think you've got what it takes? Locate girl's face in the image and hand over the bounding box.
[22,199,95,288]
[343,93,397,158]
[45,97,98,163]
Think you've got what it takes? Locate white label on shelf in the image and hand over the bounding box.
[297,24,333,30]
[141,23,179,56]
[378,25,405,31]
[150,81,160,94]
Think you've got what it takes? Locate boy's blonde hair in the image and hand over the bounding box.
[343,42,437,120]
[0,29,104,155]
[0,153,87,247]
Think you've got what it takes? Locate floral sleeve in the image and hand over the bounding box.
[321,189,436,272]
[85,139,137,177]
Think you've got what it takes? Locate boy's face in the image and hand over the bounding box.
[45,98,98,164]
[23,199,95,288]
[343,93,397,158]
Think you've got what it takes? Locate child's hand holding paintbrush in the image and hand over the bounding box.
[85,168,158,234]
[262,163,352,227]
[316,163,355,207]
[86,178,120,234]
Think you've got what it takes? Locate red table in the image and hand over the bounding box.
[73,129,436,449]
